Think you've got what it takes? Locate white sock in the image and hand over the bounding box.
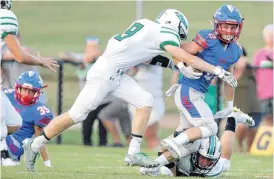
[172,132,189,145]
[31,135,49,153]
[128,135,142,155]
[155,155,169,167]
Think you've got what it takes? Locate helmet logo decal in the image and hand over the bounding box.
[227,5,234,12]
[28,71,35,77]
[175,12,188,29]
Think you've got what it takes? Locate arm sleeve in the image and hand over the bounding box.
[0,10,18,39]
[34,106,54,128]
[153,26,180,51]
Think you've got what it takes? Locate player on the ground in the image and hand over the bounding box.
[24,9,237,172]
[161,5,244,159]
[1,71,53,167]
[139,108,255,177]
[0,0,58,152]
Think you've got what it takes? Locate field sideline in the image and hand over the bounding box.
[1,145,273,179]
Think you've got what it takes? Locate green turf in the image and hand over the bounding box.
[9,1,273,113]
[1,144,273,179]
[47,127,175,146]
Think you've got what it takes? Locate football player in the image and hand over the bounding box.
[24,9,237,172]
[161,5,244,159]
[139,108,255,177]
[1,71,53,167]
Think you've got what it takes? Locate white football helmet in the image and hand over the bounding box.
[1,0,12,10]
[155,9,189,40]
[191,136,222,174]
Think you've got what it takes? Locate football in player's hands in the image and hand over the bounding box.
[183,63,202,73]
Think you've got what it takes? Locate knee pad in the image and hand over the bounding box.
[199,121,218,139]
[135,92,154,108]
[219,158,230,172]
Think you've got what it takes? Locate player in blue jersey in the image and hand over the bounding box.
[1,71,53,167]
[161,5,244,159]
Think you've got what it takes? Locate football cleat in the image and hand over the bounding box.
[228,107,255,126]
[125,152,159,168]
[139,166,160,176]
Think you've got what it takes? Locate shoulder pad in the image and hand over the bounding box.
[193,30,217,49]
[0,9,17,19]
[0,9,18,38]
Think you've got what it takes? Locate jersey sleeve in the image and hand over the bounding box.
[154,26,181,51]
[34,105,54,128]
[0,10,18,39]
[193,30,216,49]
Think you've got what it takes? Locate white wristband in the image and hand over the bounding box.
[214,66,222,75]
[44,160,51,166]
[227,101,233,108]
[177,62,185,70]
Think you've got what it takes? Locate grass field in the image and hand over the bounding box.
[9,1,273,113]
[2,3,273,178]
[1,129,273,179]
[1,144,273,179]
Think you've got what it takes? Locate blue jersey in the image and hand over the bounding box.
[4,89,54,145]
[179,30,243,93]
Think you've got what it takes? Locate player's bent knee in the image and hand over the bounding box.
[135,92,154,108]
[68,109,89,123]
[219,158,230,172]
[199,121,218,138]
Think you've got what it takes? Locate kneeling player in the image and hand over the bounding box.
[139,108,255,177]
[1,71,53,167]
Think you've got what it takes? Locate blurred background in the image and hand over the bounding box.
[1,1,273,149]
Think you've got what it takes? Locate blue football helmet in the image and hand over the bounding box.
[213,5,244,43]
[15,71,45,105]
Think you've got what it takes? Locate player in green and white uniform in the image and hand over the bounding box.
[24,9,237,172]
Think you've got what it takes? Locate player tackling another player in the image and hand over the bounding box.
[23,6,238,172]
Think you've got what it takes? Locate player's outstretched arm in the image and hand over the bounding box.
[4,34,59,72]
[164,45,237,88]
[164,44,216,73]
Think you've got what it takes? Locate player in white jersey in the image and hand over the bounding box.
[139,108,255,177]
[24,9,237,172]
[0,0,58,153]
[129,63,165,149]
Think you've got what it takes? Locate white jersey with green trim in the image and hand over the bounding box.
[101,18,180,71]
[176,153,223,177]
[0,9,19,59]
